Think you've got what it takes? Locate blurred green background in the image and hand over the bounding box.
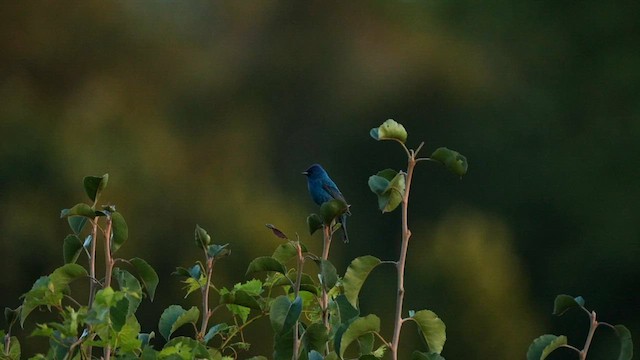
[1,1,638,358]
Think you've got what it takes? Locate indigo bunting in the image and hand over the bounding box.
[302,164,351,242]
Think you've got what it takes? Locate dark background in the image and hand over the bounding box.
[1,2,638,358]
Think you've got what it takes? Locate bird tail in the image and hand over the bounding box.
[340,213,349,243]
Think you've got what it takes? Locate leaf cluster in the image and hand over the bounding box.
[527,295,632,360]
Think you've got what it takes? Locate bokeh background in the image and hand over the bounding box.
[1,1,638,358]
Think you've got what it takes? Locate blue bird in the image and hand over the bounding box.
[302,164,351,242]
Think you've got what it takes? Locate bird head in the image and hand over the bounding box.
[302,164,326,178]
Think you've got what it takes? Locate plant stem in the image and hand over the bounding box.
[390,154,417,360]
[292,241,305,360]
[103,217,114,360]
[85,217,100,359]
[3,333,10,356]
[580,311,599,360]
[322,224,332,260]
[199,256,215,340]
[104,217,113,288]
[321,225,332,332]
[88,217,99,307]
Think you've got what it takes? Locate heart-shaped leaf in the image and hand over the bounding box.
[526,334,567,360]
[430,147,468,177]
[370,119,408,143]
[83,174,109,203]
[342,256,381,309]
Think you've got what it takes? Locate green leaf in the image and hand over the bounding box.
[67,216,88,235]
[110,297,130,331]
[284,296,303,333]
[158,305,188,341]
[63,234,83,264]
[412,310,446,354]
[246,257,287,276]
[430,147,468,177]
[273,327,294,360]
[358,332,374,355]
[331,294,360,326]
[138,331,155,348]
[307,214,324,235]
[195,224,211,249]
[219,290,261,310]
[343,256,381,309]
[553,294,585,316]
[50,263,87,289]
[114,268,143,315]
[368,169,405,213]
[110,211,128,253]
[302,322,329,353]
[368,175,390,195]
[372,345,387,358]
[320,199,349,225]
[20,277,55,326]
[163,336,211,359]
[171,306,200,338]
[207,243,230,259]
[317,259,338,290]
[130,257,159,301]
[227,303,251,324]
[526,334,567,360]
[234,279,263,296]
[273,272,316,290]
[60,203,96,218]
[203,323,228,344]
[270,295,302,334]
[83,174,109,203]
[173,266,192,278]
[272,242,300,264]
[614,325,633,360]
[339,314,380,358]
[370,119,408,143]
[412,351,445,360]
[86,287,122,325]
[115,316,143,352]
[381,171,405,213]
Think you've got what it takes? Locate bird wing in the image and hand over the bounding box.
[323,183,345,202]
[322,182,351,216]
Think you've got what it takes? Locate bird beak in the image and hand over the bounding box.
[301,171,308,175]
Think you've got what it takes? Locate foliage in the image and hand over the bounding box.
[3,174,159,359]
[527,295,633,360]
[0,122,631,359]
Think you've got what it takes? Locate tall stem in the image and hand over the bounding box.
[199,257,215,340]
[103,217,113,360]
[311,225,334,355]
[3,333,10,356]
[104,217,113,288]
[391,156,417,360]
[322,225,332,260]
[88,217,99,307]
[580,311,599,360]
[292,242,305,360]
[86,217,99,359]
[321,225,332,333]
